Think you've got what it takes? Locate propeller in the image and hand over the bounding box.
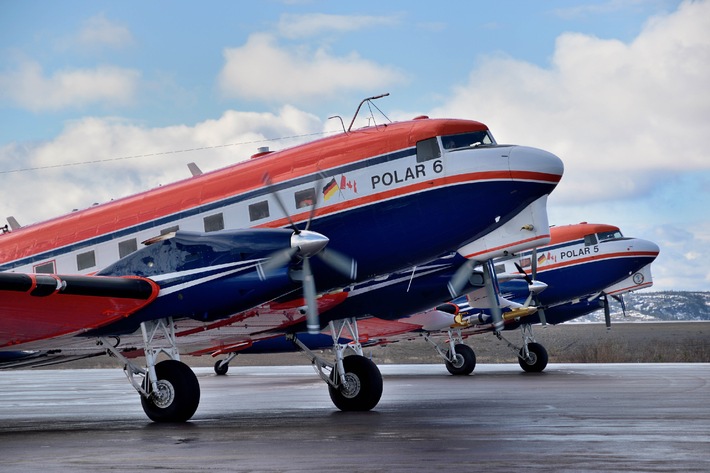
[447,258,477,299]
[514,249,548,326]
[602,293,611,330]
[260,173,357,334]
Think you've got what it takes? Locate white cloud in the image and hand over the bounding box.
[0,106,323,225]
[277,13,400,39]
[430,0,710,205]
[218,33,407,103]
[75,14,135,50]
[0,60,140,111]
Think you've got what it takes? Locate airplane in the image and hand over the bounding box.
[201,222,659,377]
[361,222,659,374]
[0,95,564,422]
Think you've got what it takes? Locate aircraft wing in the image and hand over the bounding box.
[0,273,159,349]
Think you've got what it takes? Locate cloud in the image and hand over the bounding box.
[430,0,710,205]
[277,13,400,39]
[218,33,407,103]
[0,60,140,111]
[0,106,323,225]
[644,223,710,291]
[74,14,135,50]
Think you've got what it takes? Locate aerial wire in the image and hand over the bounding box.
[0,130,336,175]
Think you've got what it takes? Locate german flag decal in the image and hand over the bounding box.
[323,177,339,201]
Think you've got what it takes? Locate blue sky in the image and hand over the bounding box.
[1,0,708,291]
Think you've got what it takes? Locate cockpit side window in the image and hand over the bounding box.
[597,230,623,242]
[441,131,494,151]
[416,137,441,163]
[584,234,598,246]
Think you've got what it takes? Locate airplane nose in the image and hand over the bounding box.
[628,238,660,260]
[508,146,564,183]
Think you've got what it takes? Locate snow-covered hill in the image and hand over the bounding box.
[577,291,710,323]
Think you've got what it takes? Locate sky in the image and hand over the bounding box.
[0,0,708,291]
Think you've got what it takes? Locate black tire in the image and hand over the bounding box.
[214,359,229,376]
[445,343,476,376]
[518,342,549,373]
[141,360,201,422]
[328,355,383,411]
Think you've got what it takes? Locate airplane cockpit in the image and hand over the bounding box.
[584,228,625,246]
[441,130,496,150]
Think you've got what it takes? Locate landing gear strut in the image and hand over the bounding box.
[289,318,383,411]
[423,328,476,375]
[100,317,200,422]
[495,323,549,373]
[214,352,238,375]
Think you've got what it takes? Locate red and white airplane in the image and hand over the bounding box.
[0,96,564,421]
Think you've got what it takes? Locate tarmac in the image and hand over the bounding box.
[0,363,708,472]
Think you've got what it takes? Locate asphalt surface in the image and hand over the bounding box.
[1,363,708,472]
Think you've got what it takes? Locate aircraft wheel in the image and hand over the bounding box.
[141,360,201,422]
[445,343,476,375]
[329,355,383,411]
[214,360,229,376]
[518,342,549,373]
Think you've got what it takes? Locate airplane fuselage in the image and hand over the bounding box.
[0,118,562,309]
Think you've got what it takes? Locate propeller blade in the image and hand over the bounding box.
[304,178,324,231]
[603,294,611,330]
[448,259,476,298]
[301,258,320,334]
[536,299,547,326]
[482,261,503,332]
[612,294,627,317]
[316,248,357,280]
[514,262,534,285]
[258,247,298,280]
[263,173,299,233]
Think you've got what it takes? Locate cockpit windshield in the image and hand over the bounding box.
[597,230,624,242]
[441,131,495,150]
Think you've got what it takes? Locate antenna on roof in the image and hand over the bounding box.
[187,162,203,176]
[7,216,21,230]
[328,115,346,133]
[347,93,390,133]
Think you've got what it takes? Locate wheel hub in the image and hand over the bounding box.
[451,354,465,369]
[524,352,538,365]
[152,379,175,408]
[340,373,362,399]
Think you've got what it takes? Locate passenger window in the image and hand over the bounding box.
[77,250,96,271]
[118,239,138,258]
[416,138,441,163]
[494,264,506,274]
[34,261,56,274]
[584,234,598,246]
[249,201,270,221]
[295,188,316,209]
[161,226,179,235]
[204,213,225,232]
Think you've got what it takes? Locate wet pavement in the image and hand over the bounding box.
[1,363,708,472]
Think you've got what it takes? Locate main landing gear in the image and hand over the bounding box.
[288,317,383,411]
[494,323,549,373]
[423,323,549,375]
[100,317,201,422]
[423,328,476,376]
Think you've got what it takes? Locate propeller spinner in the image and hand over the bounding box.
[260,174,357,333]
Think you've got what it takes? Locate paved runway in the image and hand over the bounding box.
[0,363,708,472]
